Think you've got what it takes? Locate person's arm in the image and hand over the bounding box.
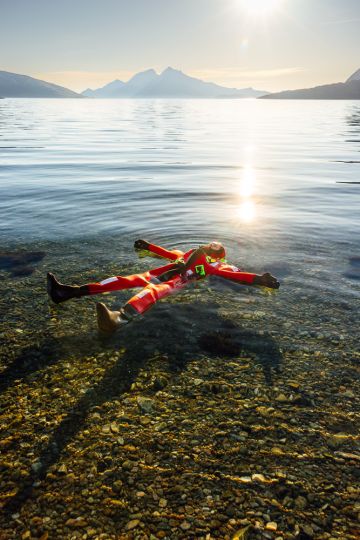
[156,247,202,282]
[134,239,183,261]
[214,266,280,288]
[182,247,205,269]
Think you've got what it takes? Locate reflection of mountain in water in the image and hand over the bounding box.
[334,107,360,171]
[346,106,360,129]
[344,106,360,156]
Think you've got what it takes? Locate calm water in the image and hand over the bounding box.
[1,99,359,539]
[0,98,359,304]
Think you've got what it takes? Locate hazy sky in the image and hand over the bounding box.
[1,0,359,92]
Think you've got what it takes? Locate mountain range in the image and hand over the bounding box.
[0,70,82,98]
[82,67,267,98]
[261,67,360,100]
[0,67,267,99]
[1,66,360,100]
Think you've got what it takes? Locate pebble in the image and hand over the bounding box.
[65,517,87,528]
[137,397,155,413]
[266,522,278,531]
[302,524,314,536]
[295,495,307,510]
[125,519,140,530]
[252,473,266,482]
[110,422,119,433]
[232,526,251,539]
[327,434,349,449]
[271,447,284,455]
[153,375,168,390]
[31,461,43,474]
[339,389,355,398]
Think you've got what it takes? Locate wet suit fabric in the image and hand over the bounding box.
[86,243,257,317]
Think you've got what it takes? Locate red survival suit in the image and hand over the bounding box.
[85,241,272,319]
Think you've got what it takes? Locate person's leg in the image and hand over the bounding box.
[96,275,188,332]
[47,271,150,304]
[126,275,187,315]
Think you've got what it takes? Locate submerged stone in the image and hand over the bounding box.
[125,519,140,530]
[137,397,155,413]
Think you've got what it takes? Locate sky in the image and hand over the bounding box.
[1,0,359,93]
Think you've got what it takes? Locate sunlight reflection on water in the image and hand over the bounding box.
[0,98,359,302]
[237,165,256,223]
[238,199,256,223]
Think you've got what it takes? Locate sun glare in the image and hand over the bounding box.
[238,0,283,18]
[238,166,256,223]
[240,166,255,198]
[239,200,256,222]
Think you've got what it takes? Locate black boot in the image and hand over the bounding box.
[47,272,88,304]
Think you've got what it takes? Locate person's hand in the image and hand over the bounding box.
[158,259,187,282]
[253,272,280,289]
[134,239,150,250]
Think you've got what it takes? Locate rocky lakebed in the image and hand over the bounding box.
[0,242,359,540]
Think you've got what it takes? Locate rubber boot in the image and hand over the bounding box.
[47,272,88,304]
[96,303,130,334]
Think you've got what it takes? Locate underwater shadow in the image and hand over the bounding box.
[2,301,283,515]
[0,250,46,277]
[0,333,102,396]
[344,256,360,281]
[198,325,282,385]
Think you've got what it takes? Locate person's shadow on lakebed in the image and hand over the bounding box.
[2,301,283,514]
[0,250,46,277]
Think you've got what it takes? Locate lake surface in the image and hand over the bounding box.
[0,98,359,301]
[1,99,359,242]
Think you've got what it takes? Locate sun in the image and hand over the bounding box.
[238,0,283,18]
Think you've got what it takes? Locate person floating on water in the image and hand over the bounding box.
[47,240,280,333]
